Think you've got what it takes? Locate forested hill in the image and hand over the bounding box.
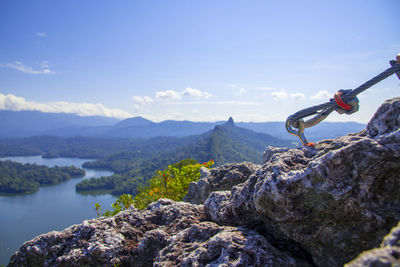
[0,160,85,194]
[75,118,293,195]
[194,117,293,164]
[81,117,293,172]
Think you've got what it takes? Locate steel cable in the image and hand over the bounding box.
[286,58,400,145]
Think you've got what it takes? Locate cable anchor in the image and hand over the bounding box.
[285,54,400,146]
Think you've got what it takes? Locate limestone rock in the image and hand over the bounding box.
[204,97,400,266]
[155,221,311,267]
[364,97,400,137]
[8,199,204,267]
[184,162,259,204]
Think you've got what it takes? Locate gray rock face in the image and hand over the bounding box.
[8,200,204,267]
[184,162,259,204]
[345,222,400,266]
[8,98,400,267]
[204,97,400,266]
[8,199,306,267]
[364,97,400,137]
[155,221,310,267]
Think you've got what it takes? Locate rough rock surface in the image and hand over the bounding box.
[155,221,310,267]
[205,97,400,266]
[184,162,259,204]
[346,222,400,266]
[9,199,204,267]
[8,97,400,267]
[8,199,304,267]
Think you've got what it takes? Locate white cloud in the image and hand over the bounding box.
[182,87,212,99]
[310,90,331,100]
[290,92,306,100]
[132,96,154,105]
[154,88,212,101]
[235,88,247,96]
[133,87,214,111]
[271,90,288,101]
[132,96,154,111]
[155,90,181,101]
[35,32,47,38]
[0,61,54,75]
[173,100,260,106]
[0,93,132,119]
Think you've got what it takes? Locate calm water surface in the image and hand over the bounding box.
[0,155,116,265]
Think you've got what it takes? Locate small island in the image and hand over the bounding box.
[0,160,85,194]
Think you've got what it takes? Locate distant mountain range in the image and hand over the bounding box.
[0,117,293,166]
[0,110,365,142]
[0,117,295,194]
[0,110,118,137]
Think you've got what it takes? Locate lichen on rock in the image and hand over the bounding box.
[155,221,310,267]
[8,200,205,267]
[184,162,259,205]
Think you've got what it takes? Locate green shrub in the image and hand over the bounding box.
[96,158,213,216]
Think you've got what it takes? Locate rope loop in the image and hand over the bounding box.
[334,91,351,110]
[333,89,359,115]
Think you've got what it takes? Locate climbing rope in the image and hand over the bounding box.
[286,55,400,146]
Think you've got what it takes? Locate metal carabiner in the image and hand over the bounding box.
[286,110,331,146]
[285,54,400,146]
[285,118,309,145]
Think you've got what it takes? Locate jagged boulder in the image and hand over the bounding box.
[346,222,400,266]
[8,199,307,267]
[8,199,204,267]
[155,221,310,266]
[204,97,400,266]
[184,162,259,204]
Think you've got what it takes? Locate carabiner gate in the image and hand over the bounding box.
[285,118,309,145]
[286,111,331,146]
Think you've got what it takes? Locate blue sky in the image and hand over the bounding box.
[0,0,399,123]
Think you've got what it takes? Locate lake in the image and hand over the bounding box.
[0,155,117,266]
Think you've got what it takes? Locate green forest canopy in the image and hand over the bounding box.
[0,160,85,194]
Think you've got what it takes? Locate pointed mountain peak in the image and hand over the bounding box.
[226,116,235,126]
[212,117,235,133]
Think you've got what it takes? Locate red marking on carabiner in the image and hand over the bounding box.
[334,91,352,111]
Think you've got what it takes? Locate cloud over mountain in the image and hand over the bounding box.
[133,87,212,107]
[0,93,132,119]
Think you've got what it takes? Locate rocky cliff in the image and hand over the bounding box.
[8,98,400,266]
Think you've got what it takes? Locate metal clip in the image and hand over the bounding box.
[286,111,330,146]
[285,118,308,145]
